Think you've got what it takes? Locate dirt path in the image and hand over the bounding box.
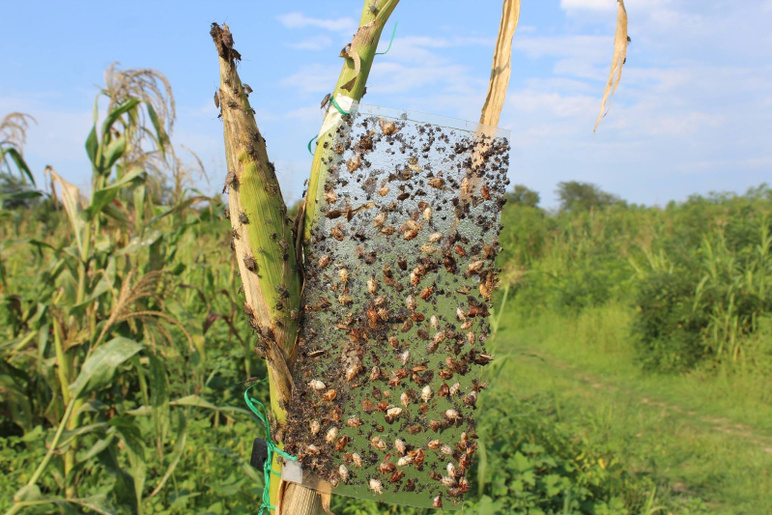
[520,350,772,455]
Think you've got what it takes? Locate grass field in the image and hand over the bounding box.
[489,302,772,514]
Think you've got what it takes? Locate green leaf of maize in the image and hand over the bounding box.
[69,337,143,399]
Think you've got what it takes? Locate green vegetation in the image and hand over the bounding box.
[2,65,771,515]
[1,69,267,514]
[1,1,640,512]
[326,184,772,513]
[500,184,772,372]
[489,184,772,513]
[555,181,622,213]
[0,113,41,210]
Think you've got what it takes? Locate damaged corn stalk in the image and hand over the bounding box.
[302,0,401,246]
[210,22,299,445]
[211,1,400,511]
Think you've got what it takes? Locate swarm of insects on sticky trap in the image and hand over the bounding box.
[284,107,509,509]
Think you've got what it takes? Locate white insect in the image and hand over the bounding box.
[339,464,349,483]
[386,407,403,421]
[369,478,383,495]
[450,382,461,396]
[445,409,460,421]
[346,362,362,382]
[371,436,387,451]
[397,455,414,467]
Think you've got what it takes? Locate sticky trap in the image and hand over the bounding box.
[284,105,509,509]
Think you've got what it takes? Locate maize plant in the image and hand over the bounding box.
[0,113,40,210]
[2,67,213,515]
[212,0,627,512]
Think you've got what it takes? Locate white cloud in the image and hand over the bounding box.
[523,76,598,94]
[560,0,617,11]
[281,64,340,94]
[508,89,597,118]
[285,105,324,122]
[396,35,454,49]
[379,35,493,65]
[279,31,492,121]
[0,94,94,186]
[677,156,772,174]
[368,62,483,96]
[491,0,772,206]
[512,34,618,82]
[288,35,333,51]
[514,34,611,62]
[277,12,357,34]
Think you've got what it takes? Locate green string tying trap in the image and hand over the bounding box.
[307,23,397,155]
[307,94,352,155]
[244,380,298,514]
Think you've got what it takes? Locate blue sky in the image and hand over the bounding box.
[2,1,771,207]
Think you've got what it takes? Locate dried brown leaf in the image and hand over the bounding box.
[479,0,521,128]
[594,0,629,132]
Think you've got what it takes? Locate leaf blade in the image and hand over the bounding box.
[594,0,629,132]
[68,337,143,399]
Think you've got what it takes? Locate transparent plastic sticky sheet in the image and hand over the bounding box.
[283,104,510,509]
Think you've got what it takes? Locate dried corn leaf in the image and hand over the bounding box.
[594,0,629,132]
[480,0,521,129]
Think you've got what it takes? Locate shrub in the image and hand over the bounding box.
[473,392,666,514]
[632,270,708,372]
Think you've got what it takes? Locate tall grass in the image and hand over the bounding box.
[500,186,772,372]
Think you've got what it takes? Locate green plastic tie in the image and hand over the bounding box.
[375,22,398,55]
[244,380,298,514]
[307,94,351,155]
[305,22,395,157]
[329,95,350,116]
[307,134,318,156]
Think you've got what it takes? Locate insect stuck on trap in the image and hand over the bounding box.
[320,92,332,110]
